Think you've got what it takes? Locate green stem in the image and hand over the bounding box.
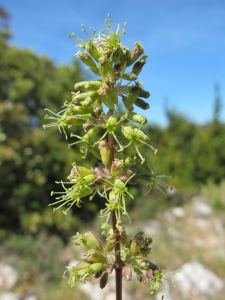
[107,109,123,300]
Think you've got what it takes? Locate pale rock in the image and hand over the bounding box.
[0,264,18,290]
[0,293,21,300]
[173,261,224,297]
[192,202,213,216]
[170,207,185,218]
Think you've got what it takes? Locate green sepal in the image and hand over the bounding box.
[127,112,147,125]
[86,40,100,62]
[126,41,144,67]
[122,72,138,81]
[72,105,94,114]
[83,249,107,264]
[78,52,99,74]
[81,231,103,251]
[61,116,87,126]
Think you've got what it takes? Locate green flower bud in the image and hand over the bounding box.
[134,97,150,110]
[127,112,147,125]
[86,40,100,62]
[72,91,97,102]
[110,159,124,177]
[61,116,87,126]
[123,265,132,281]
[80,92,98,107]
[89,262,105,276]
[122,72,138,81]
[82,231,103,251]
[74,80,102,91]
[100,272,108,289]
[126,41,144,67]
[82,127,99,143]
[122,126,149,143]
[72,105,94,114]
[83,174,98,185]
[131,55,147,76]
[99,140,110,166]
[74,261,92,270]
[78,52,99,74]
[139,88,150,98]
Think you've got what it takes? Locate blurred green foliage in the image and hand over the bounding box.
[0,24,105,241]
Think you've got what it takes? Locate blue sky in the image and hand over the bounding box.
[1,0,225,126]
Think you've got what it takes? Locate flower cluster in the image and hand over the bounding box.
[66,230,165,293]
[44,14,172,295]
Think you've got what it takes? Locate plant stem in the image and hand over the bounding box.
[107,109,123,300]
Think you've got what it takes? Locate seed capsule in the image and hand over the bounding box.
[139,89,150,99]
[100,272,108,289]
[134,97,150,110]
[125,85,141,109]
[131,55,147,76]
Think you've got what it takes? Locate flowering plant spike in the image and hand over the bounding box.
[44,14,173,299]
